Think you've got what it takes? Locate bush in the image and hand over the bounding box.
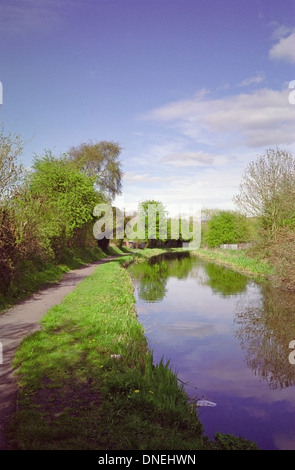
[269,229,295,290]
[0,152,103,298]
[30,153,100,238]
[213,433,259,450]
[205,211,252,248]
[0,208,18,293]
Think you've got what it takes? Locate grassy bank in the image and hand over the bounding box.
[9,248,258,450]
[0,246,106,314]
[10,256,205,450]
[194,247,273,281]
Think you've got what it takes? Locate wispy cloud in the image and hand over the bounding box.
[119,163,246,214]
[0,0,78,35]
[161,151,233,167]
[238,72,265,87]
[269,29,295,64]
[128,81,295,212]
[141,87,295,148]
[270,22,294,40]
[123,172,176,183]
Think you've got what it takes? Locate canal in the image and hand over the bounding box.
[128,251,295,450]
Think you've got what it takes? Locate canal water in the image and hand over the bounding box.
[128,252,295,450]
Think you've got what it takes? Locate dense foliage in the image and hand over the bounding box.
[234,148,295,235]
[205,210,252,248]
[234,148,295,290]
[0,127,121,302]
[30,153,101,238]
[137,200,168,247]
[67,140,123,199]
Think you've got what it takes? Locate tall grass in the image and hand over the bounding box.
[10,250,258,450]
[195,248,273,280]
[0,246,105,313]
[10,260,208,450]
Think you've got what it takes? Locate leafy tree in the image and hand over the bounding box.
[138,200,168,247]
[233,148,295,236]
[29,152,101,239]
[67,140,123,199]
[205,210,251,248]
[0,126,24,201]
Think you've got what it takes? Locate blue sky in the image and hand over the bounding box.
[0,0,294,215]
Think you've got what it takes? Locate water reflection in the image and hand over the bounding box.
[234,284,295,390]
[129,251,295,449]
[204,263,249,296]
[129,252,195,302]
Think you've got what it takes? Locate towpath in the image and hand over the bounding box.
[0,256,118,450]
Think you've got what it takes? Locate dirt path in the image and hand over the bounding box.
[0,256,118,450]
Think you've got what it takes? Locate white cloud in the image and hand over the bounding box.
[269,31,295,64]
[238,72,265,87]
[141,87,295,148]
[132,70,295,211]
[129,83,295,211]
[162,151,214,167]
[123,172,175,183]
[119,162,246,216]
[161,151,233,167]
[270,23,294,40]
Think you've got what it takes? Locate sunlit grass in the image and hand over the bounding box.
[0,246,106,313]
[194,248,273,280]
[10,248,258,450]
[11,260,208,450]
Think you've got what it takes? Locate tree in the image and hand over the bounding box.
[67,140,123,200]
[205,210,251,248]
[138,200,168,247]
[29,151,101,242]
[233,148,295,236]
[0,126,24,201]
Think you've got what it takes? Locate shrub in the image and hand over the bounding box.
[269,229,295,290]
[205,210,252,248]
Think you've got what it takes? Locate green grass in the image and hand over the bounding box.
[194,248,273,280]
[0,246,106,314]
[10,259,209,450]
[9,247,259,450]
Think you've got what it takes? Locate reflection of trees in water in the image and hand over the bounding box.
[133,261,169,302]
[204,262,249,296]
[149,251,193,278]
[202,260,295,389]
[131,253,295,390]
[234,284,295,389]
[129,252,195,302]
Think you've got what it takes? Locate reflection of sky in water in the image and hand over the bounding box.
[131,256,295,450]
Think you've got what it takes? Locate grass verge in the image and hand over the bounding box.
[10,258,207,450]
[0,246,106,314]
[9,247,259,450]
[194,248,273,281]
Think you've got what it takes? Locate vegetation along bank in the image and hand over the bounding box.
[193,247,273,282]
[9,248,258,450]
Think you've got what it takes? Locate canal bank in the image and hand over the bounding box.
[6,248,258,450]
[129,251,295,450]
[193,248,273,281]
